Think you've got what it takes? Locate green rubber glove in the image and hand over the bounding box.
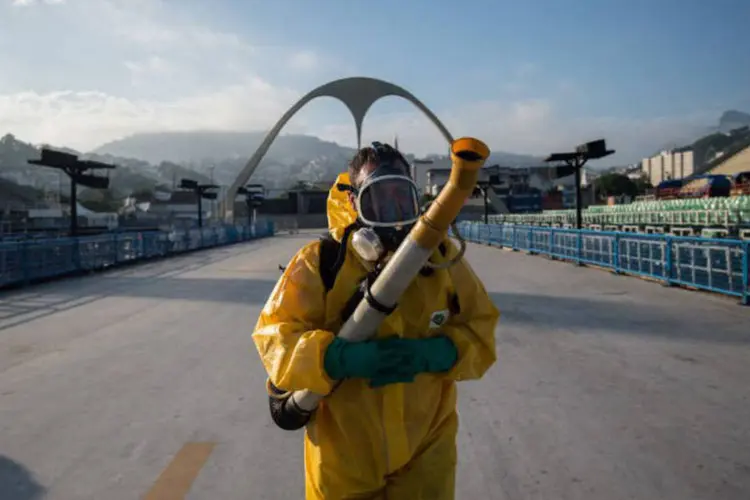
[366,336,458,388]
[324,337,410,381]
[379,335,459,374]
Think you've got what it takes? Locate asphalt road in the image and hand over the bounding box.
[1,232,749,500]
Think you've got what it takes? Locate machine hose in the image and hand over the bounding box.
[267,380,311,431]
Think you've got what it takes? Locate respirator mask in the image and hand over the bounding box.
[340,142,421,263]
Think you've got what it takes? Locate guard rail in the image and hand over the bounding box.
[455,221,750,305]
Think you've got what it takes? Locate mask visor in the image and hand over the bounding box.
[356,175,420,227]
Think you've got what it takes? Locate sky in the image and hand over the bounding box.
[0,0,748,165]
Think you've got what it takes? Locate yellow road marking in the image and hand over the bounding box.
[143,442,216,500]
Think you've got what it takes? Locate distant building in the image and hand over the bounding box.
[641,149,695,186]
[425,165,533,197]
[623,164,645,180]
[147,191,207,221]
[287,182,329,214]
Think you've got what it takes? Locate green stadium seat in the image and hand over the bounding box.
[495,195,750,226]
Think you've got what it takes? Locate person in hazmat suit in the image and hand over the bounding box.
[252,141,499,499]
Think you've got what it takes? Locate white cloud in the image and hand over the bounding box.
[316,98,711,164]
[0,0,308,148]
[0,81,302,151]
[0,0,717,164]
[0,81,711,164]
[288,50,319,71]
[123,56,174,87]
[12,0,64,6]
[95,2,253,54]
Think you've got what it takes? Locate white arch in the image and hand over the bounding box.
[221,77,454,220]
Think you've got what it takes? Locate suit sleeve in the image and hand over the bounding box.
[439,242,500,381]
[252,241,337,395]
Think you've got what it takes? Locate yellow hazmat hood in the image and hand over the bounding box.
[327,172,358,242]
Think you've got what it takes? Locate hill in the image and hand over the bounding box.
[92,130,546,189]
[642,110,750,170]
[92,131,358,189]
[0,133,208,202]
[0,177,47,210]
[718,110,750,133]
[686,109,750,171]
[10,108,745,200]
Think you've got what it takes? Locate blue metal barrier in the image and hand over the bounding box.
[0,221,275,290]
[456,222,750,305]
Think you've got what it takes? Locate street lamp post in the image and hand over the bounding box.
[208,166,216,220]
[237,184,265,227]
[475,164,500,225]
[544,139,615,230]
[179,179,219,229]
[29,148,116,237]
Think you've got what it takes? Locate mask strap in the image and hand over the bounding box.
[336,183,358,195]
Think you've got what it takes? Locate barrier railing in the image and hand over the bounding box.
[0,221,275,290]
[489,209,750,227]
[455,222,750,305]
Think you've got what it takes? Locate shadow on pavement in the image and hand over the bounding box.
[0,456,46,500]
[0,277,278,331]
[489,291,750,345]
[94,276,279,303]
[0,276,279,332]
[0,239,285,331]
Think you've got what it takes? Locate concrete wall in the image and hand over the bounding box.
[682,150,695,178]
[641,150,695,185]
[663,153,673,182]
[672,154,685,178]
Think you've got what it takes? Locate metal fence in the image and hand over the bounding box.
[455,222,750,305]
[0,220,275,290]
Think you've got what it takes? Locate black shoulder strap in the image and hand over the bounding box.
[319,224,357,292]
[319,236,341,292]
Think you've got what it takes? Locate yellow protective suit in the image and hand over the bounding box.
[326,172,358,242]
[253,173,499,499]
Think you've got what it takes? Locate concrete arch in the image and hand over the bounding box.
[221,76,454,220]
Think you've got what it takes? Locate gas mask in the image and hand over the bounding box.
[339,142,421,263]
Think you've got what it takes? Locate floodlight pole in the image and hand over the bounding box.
[475,182,490,225]
[29,149,115,237]
[554,155,589,230]
[237,186,251,226]
[545,140,615,230]
[70,177,78,236]
[197,195,204,228]
[238,184,265,227]
[571,157,585,230]
[482,164,499,225]
[195,185,219,228]
[180,179,219,229]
